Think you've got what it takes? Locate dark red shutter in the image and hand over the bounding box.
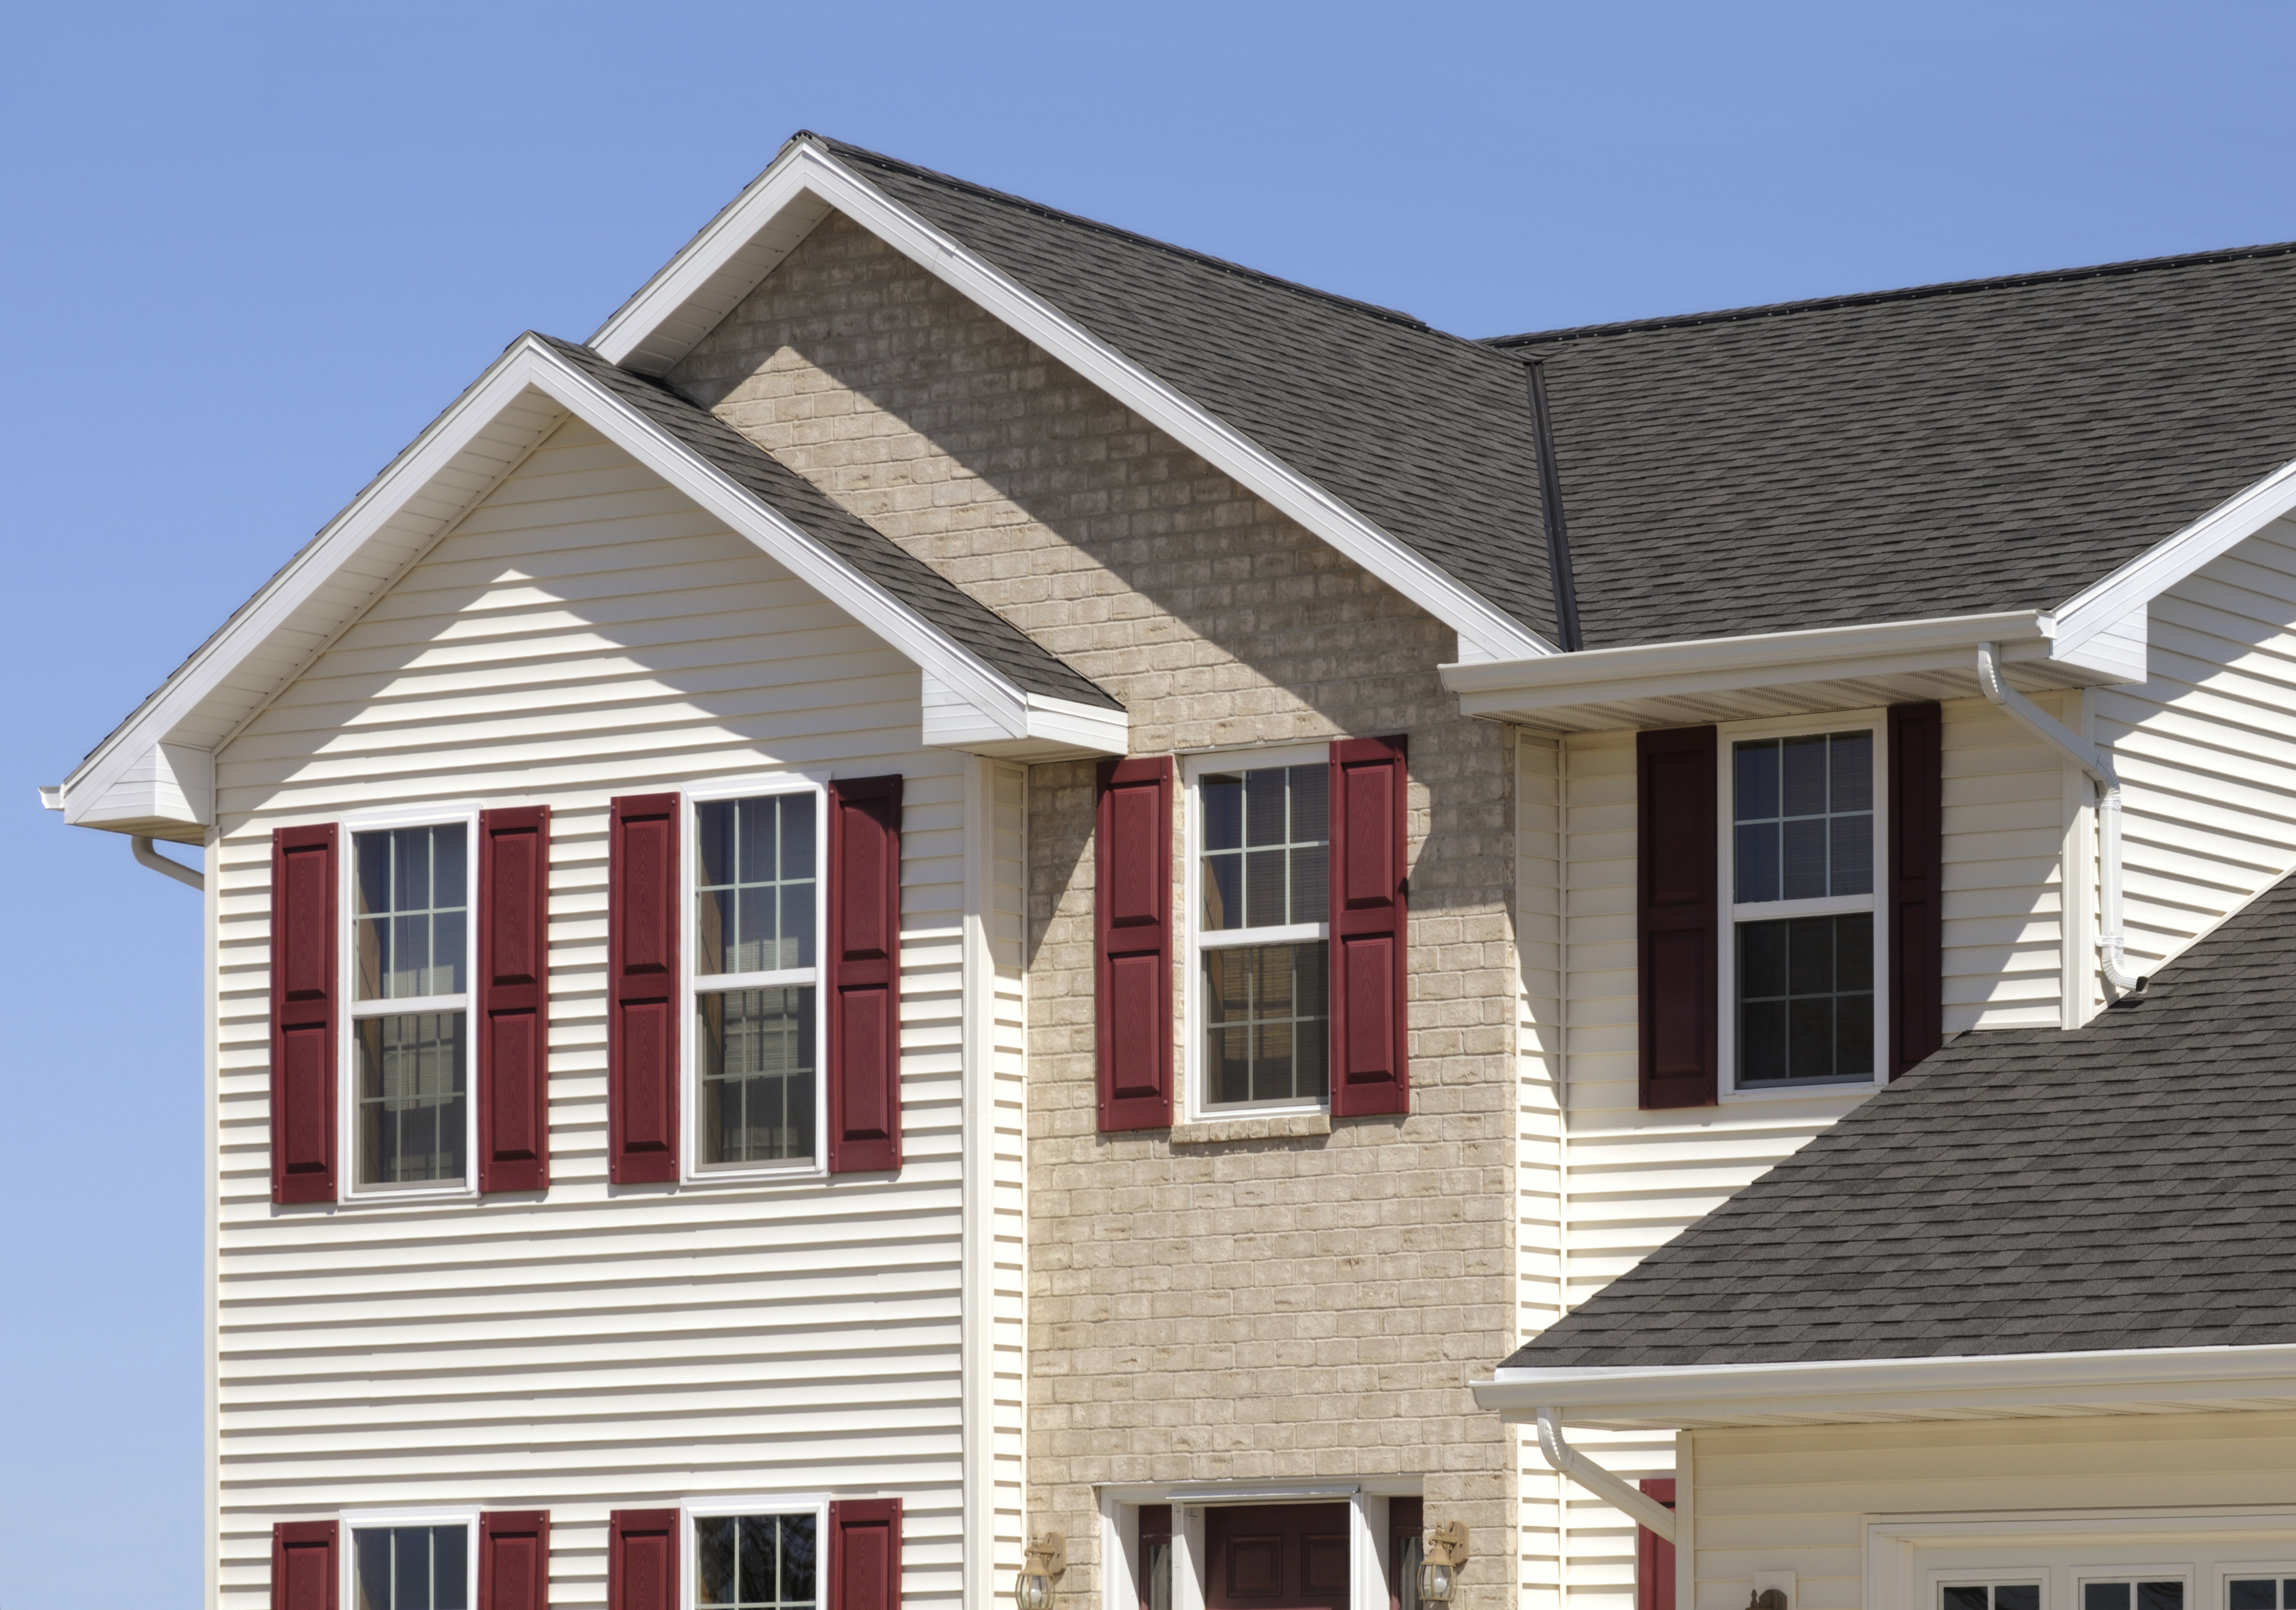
[609,794,681,1184]
[1329,735,1410,1118]
[1887,701,1945,1078]
[1635,1480,1677,1610]
[1095,756,1174,1131]
[271,825,339,1204]
[273,1520,339,1610]
[830,1499,902,1610]
[481,1511,550,1610]
[829,775,904,1174]
[1638,727,1719,1109]
[479,807,552,1193]
[609,1509,678,1610]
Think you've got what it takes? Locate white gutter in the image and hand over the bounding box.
[133,835,204,891]
[1976,641,2143,994]
[1536,1407,1676,1541]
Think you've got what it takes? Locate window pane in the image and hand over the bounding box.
[2230,1586,2274,1610]
[1147,1539,1174,1610]
[352,825,470,999]
[697,795,818,976]
[741,1516,777,1607]
[1736,821,1779,905]
[356,1530,393,1610]
[1941,1590,1988,1610]
[699,987,817,1165]
[699,1516,738,1606]
[1200,765,1331,934]
[356,1012,469,1184]
[779,1515,817,1608]
[1996,1591,2039,1610]
[432,1526,468,1610]
[1732,732,1873,903]
[2142,1586,2186,1610]
[2089,1586,2134,1610]
[1736,739,1780,824]
[1204,941,1329,1107]
[1202,773,1244,852]
[1736,915,1874,1084]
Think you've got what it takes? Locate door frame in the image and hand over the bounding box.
[1099,1481,1422,1610]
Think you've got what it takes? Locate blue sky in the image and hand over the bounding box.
[7,2,2295,1601]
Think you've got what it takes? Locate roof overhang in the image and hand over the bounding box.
[588,135,1552,665]
[50,335,1125,841]
[1473,1342,2296,1431]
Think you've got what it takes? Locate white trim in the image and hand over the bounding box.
[681,773,833,1184]
[1864,1508,2296,1610]
[587,138,1549,665]
[338,1506,481,1610]
[58,334,1124,835]
[2054,460,2296,655]
[678,1496,833,1610]
[1714,713,1889,1101]
[337,809,481,1205]
[959,756,997,1610]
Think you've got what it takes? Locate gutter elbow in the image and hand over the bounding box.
[1536,1407,1677,1543]
[133,835,205,892]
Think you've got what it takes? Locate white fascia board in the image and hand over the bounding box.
[2054,455,2296,655]
[1441,610,2064,719]
[1473,1341,2296,1429]
[59,337,1123,831]
[589,139,1552,666]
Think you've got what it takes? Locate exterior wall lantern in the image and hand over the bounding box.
[1417,1522,1469,1604]
[1015,1532,1066,1610]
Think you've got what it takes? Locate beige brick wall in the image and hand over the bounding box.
[670,212,1521,1610]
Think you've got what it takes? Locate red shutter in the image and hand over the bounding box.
[1329,735,1410,1118]
[271,825,339,1204]
[481,1511,550,1610]
[829,775,904,1174]
[1638,727,1719,1109]
[1095,756,1174,1132]
[1635,1480,1677,1610]
[609,794,681,1185]
[609,1509,678,1610]
[1887,701,1945,1078]
[830,1499,903,1610]
[272,1520,339,1610]
[479,807,552,1193]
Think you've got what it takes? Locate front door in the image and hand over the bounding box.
[1206,1504,1351,1610]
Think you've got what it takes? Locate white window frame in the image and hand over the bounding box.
[1715,710,1890,1100]
[682,1494,833,1610]
[1867,1508,2296,1610]
[682,771,833,1183]
[339,1504,480,1610]
[338,805,482,1202]
[1181,742,1334,1123]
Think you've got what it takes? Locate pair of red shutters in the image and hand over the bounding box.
[1095,736,1411,1131]
[1635,704,1944,1109]
[271,1502,901,1610]
[269,781,906,1203]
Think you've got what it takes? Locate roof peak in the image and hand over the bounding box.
[1486,237,2296,348]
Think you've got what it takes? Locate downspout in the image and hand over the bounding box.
[134,835,205,892]
[1536,1406,1676,1542]
[1975,642,2143,995]
[1523,359,1585,653]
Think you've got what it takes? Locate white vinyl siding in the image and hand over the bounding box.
[211,418,971,1610]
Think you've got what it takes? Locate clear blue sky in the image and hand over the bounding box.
[7,2,2293,1602]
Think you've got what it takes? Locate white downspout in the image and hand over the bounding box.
[134,834,205,891]
[1536,1407,1677,1542]
[1976,642,2143,995]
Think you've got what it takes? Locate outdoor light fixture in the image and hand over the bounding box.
[1014,1531,1066,1610]
[1418,1522,1469,1604]
[1746,1593,1787,1610]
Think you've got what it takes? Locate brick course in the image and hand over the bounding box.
[670,212,1519,1610]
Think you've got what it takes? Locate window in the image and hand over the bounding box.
[697,1512,817,1610]
[1138,1505,1172,1610]
[691,787,824,1172]
[1192,755,1331,1111]
[1724,724,1883,1092]
[2231,1583,2296,1610]
[348,821,475,1191]
[2085,1585,2186,1610]
[1942,1589,2040,1610]
[350,1520,473,1610]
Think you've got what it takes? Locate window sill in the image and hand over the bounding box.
[1170,1112,1332,1146]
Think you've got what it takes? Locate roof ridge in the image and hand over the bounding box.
[798,131,1439,334]
[1484,238,2296,348]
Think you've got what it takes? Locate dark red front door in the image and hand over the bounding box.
[1206,1504,1350,1610]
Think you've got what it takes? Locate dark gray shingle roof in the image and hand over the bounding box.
[1502,870,2296,1370]
[545,337,1120,710]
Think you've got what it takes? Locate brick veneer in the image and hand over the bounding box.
[670,212,1521,1610]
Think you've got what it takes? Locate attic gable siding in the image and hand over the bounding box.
[210,417,967,1610]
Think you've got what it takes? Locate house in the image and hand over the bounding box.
[40,130,2296,1610]
[1474,864,2296,1610]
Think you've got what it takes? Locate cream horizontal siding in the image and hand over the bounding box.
[1688,1411,2296,1610]
[1940,696,2071,1034]
[211,418,968,1610]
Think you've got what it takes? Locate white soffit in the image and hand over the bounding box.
[56,336,1123,835]
[588,137,1552,666]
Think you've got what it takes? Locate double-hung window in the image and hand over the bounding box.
[689,783,826,1174]
[345,1511,476,1610]
[347,818,476,1194]
[1722,721,1886,1092]
[693,1506,820,1610]
[1188,750,1331,1114]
